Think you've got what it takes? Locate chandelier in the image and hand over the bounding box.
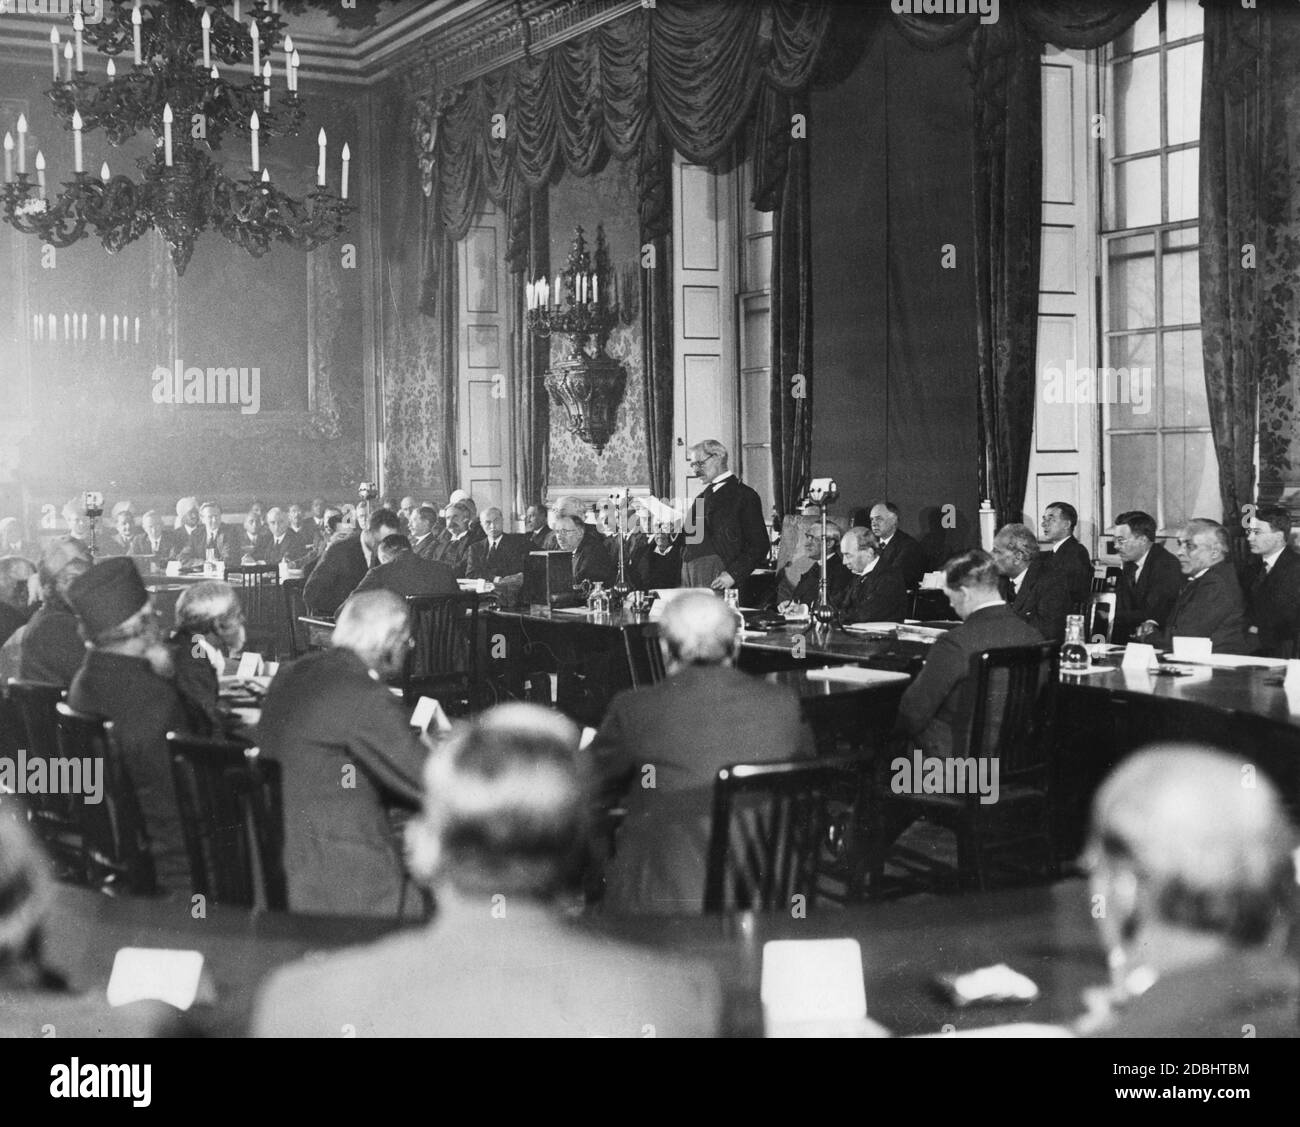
[0,0,353,275]
[526,224,626,454]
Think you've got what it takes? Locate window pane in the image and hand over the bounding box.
[740,367,770,445]
[1167,147,1198,221]
[1166,0,1203,43]
[744,234,771,294]
[1113,55,1162,156]
[1108,234,1156,329]
[1107,333,1157,430]
[1166,44,1202,146]
[1112,156,1162,228]
[1161,226,1199,325]
[1113,4,1161,56]
[741,299,770,370]
[1162,431,1220,528]
[1162,329,1208,428]
[1111,434,1159,519]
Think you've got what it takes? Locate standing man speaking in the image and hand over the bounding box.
[681,439,769,591]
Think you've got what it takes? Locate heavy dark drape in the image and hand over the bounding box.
[1199,1,1300,532]
[506,181,551,508]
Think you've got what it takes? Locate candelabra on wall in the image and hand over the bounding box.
[525,224,626,455]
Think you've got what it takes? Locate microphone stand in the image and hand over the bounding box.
[611,489,632,609]
[812,503,838,631]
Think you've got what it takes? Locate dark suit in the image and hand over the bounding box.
[466,533,531,582]
[166,633,227,739]
[68,649,192,892]
[351,551,458,599]
[836,563,908,624]
[232,528,273,563]
[265,529,309,567]
[1045,536,1093,606]
[1114,543,1183,644]
[98,530,135,557]
[525,526,552,550]
[302,535,370,617]
[1152,559,1255,654]
[771,554,852,609]
[257,647,425,917]
[572,528,616,586]
[435,533,475,578]
[178,527,241,569]
[253,897,721,1037]
[592,665,812,914]
[1003,558,1070,642]
[606,532,648,581]
[876,530,927,589]
[0,602,27,648]
[681,475,769,584]
[1246,548,1300,658]
[169,524,204,561]
[642,539,683,589]
[129,529,177,565]
[19,598,85,687]
[409,531,440,561]
[896,603,1043,759]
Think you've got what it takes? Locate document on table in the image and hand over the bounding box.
[804,666,910,686]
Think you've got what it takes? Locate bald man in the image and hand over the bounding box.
[591,591,813,913]
[257,591,427,918]
[1081,745,1298,1038]
[836,527,908,623]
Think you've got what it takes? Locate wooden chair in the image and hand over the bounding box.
[166,733,286,910]
[866,642,1060,895]
[403,593,482,711]
[280,578,309,660]
[622,626,665,689]
[226,565,281,660]
[1085,592,1117,644]
[5,678,83,876]
[54,703,157,895]
[703,753,874,912]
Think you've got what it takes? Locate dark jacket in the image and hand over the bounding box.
[1114,542,1183,644]
[1246,548,1300,658]
[232,528,274,564]
[409,531,441,561]
[257,647,425,918]
[67,649,193,892]
[1152,559,1256,655]
[896,603,1044,759]
[572,528,616,587]
[178,526,241,569]
[1045,536,1093,606]
[592,664,812,914]
[302,534,370,617]
[876,530,928,589]
[466,533,531,582]
[434,533,475,578]
[129,529,178,565]
[641,538,683,589]
[19,598,85,687]
[836,562,909,624]
[351,551,459,599]
[682,475,769,582]
[1003,557,1071,642]
[265,529,310,566]
[771,553,852,609]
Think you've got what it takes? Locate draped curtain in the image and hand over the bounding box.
[505,181,550,509]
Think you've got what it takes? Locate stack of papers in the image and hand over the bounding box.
[804,666,910,685]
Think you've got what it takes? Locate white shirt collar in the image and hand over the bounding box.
[708,470,735,488]
[855,557,880,577]
[1263,547,1284,571]
[968,596,1006,615]
[1011,568,1027,593]
[1050,537,1068,552]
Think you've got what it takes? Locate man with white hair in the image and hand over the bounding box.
[466,507,529,587]
[433,500,478,578]
[129,509,177,565]
[257,590,426,917]
[253,703,721,1037]
[264,506,309,566]
[1081,745,1298,1037]
[992,521,1070,642]
[837,526,908,623]
[1148,518,1254,654]
[681,439,769,590]
[591,591,812,913]
[168,580,247,736]
[173,496,202,558]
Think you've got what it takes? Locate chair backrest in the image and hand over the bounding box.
[960,642,1059,783]
[54,702,157,895]
[227,565,281,656]
[703,754,872,913]
[403,593,480,699]
[622,625,666,689]
[1085,593,1117,644]
[166,733,286,910]
[6,679,69,817]
[281,578,309,660]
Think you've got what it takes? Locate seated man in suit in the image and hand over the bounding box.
[129,509,177,566]
[168,579,245,739]
[254,703,721,1036]
[1040,500,1092,607]
[264,507,309,567]
[407,504,441,560]
[466,507,530,589]
[172,496,203,560]
[434,501,477,578]
[0,556,33,649]
[1147,519,1254,654]
[302,507,400,617]
[992,522,1070,642]
[287,502,315,542]
[605,501,649,577]
[552,513,616,588]
[1244,505,1300,658]
[99,505,137,558]
[591,591,813,914]
[868,502,928,589]
[1112,510,1182,644]
[351,534,458,599]
[177,501,241,569]
[66,558,192,892]
[257,590,426,918]
[15,538,92,687]
[641,520,683,589]
[895,549,1043,759]
[231,511,273,564]
[523,502,553,550]
[767,518,850,610]
[836,527,908,624]
[1080,745,1298,1038]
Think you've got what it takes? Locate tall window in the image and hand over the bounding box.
[736,157,774,515]
[1101,0,1214,533]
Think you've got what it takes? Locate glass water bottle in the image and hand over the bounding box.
[1060,613,1090,672]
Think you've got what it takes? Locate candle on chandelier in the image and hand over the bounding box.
[63,41,72,82]
[284,34,293,70]
[316,128,326,187]
[73,12,84,73]
[291,49,300,93]
[261,168,270,185]
[250,20,260,79]
[101,161,110,182]
[211,64,219,81]
[340,142,350,200]
[3,134,11,184]
[592,273,598,304]
[233,0,240,22]
[554,275,561,305]
[16,115,26,176]
[64,312,70,340]
[81,313,88,340]
[49,26,60,81]
[201,11,211,69]
[250,111,260,172]
[162,103,173,167]
[107,58,116,79]
[132,6,142,66]
[262,60,272,111]
[99,313,106,340]
[112,314,119,343]
[72,110,83,173]
[34,151,45,197]
[135,316,140,344]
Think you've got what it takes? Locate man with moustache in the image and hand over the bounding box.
[681,440,769,591]
[1146,519,1254,654]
